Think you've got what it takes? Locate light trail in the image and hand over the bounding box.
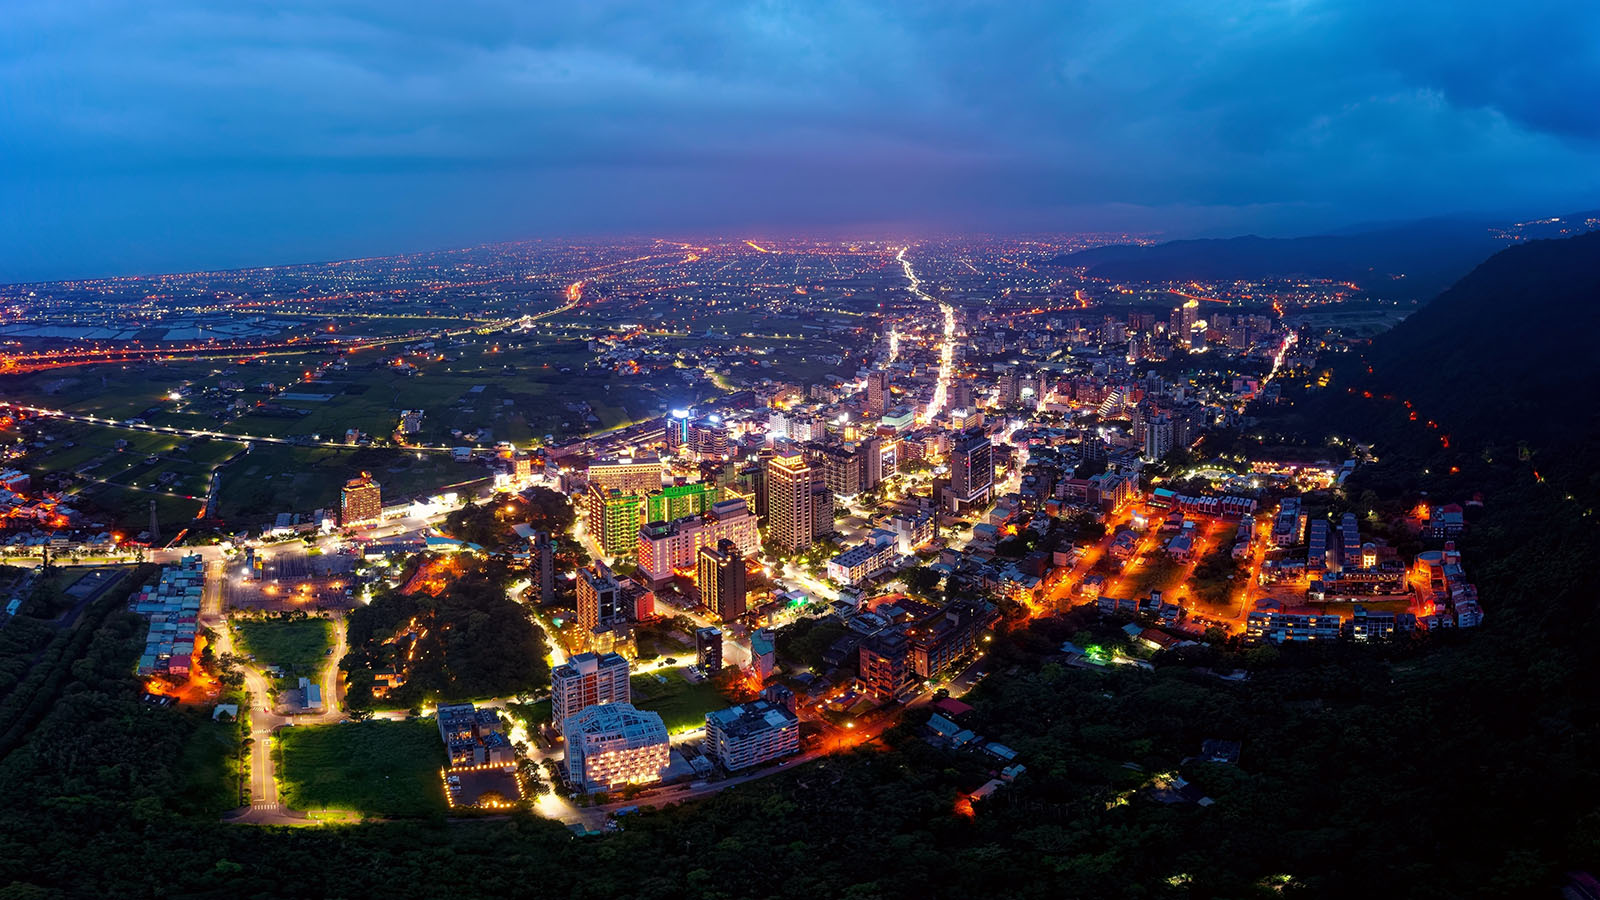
[897,247,956,423]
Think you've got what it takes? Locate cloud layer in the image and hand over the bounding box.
[2,0,1598,279]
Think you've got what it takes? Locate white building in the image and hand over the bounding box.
[826,536,897,586]
[563,703,671,793]
[704,699,800,771]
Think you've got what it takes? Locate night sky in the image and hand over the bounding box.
[3,1,1597,281]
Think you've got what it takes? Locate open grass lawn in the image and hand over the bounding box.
[75,483,203,531]
[278,719,447,817]
[1124,554,1184,599]
[234,618,332,682]
[630,667,731,734]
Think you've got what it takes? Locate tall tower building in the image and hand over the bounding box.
[859,435,883,491]
[586,485,643,557]
[1178,299,1199,348]
[1144,414,1174,461]
[550,651,630,727]
[949,429,994,508]
[764,446,815,553]
[865,370,890,418]
[531,529,555,605]
[577,561,623,633]
[697,538,748,624]
[340,472,382,525]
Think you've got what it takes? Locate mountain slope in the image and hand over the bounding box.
[1057,220,1504,298]
[1360,229,1600,452]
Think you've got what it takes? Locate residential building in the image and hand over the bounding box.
[949,428,993,510]
[697,538,748,623]
[645,482,719,524]
[696,626,723,674]
[587,457,662,495]
[765,446,815,553]
[577,561,624,634]
[866,370,890,418]
[531,529,554,605]
[826,538,897,586]
[636,497,759,586]
[1143,414,1174,461]
[551,651,631,727]
[586,485,643,557]
[704,699,801,771]
[860,628,913,699]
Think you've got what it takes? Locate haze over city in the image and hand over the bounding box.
[4,1,1600,281]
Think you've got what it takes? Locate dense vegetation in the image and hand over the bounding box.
[341,557,551,711]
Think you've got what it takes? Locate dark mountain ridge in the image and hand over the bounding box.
[1359,229,1600,454]
[1056,219,1507,298]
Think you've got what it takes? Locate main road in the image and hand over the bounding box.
[896,247,956,423]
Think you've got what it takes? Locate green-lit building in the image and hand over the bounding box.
[587,485,644,557]
[645,482,720,524]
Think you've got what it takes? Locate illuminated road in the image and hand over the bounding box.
[896,247,955,422]
[9,404,464,455]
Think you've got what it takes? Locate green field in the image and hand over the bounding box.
[213,443,474,520]
[630,667,731,734]
[233,618,332,683]
[278,719,447,817]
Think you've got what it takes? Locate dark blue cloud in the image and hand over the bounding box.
[2,0,1597,280]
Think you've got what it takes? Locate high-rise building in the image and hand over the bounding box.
[996,373,1020,407]
[531,529,554,605]
[586,485,643,557]
[689,418,730,457]
[550,651,630,727]
[563,703,670,793]
[811,481,834,539]
[664,410,692,451]
[951,379,975,412]
[697,539,748,623]
[704,699,801,771]
[695,626,723,674]
[636,497,760,586]
[865,370,890,418]
[645,482,718,523]
[949,429,993,508]
[805,442,861,499]
[577,561,624,633]
[1143,414,1174,461]
[587,457,662,496]
[1179,299,1199,348]
[340,472,382,525]
[859,435,883,491]
[764,446,815,553]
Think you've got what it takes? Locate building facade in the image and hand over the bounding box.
[563,703,670,793]
[551,651,631,727]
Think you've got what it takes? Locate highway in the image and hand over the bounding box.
[895,247,956,423]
